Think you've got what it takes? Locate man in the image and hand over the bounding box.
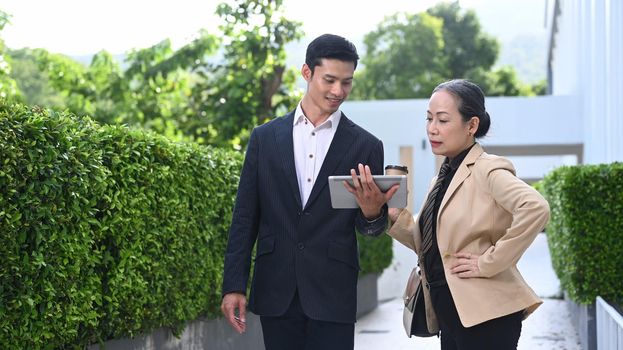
[221,34,397,350]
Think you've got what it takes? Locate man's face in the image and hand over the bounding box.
[302,58,355,115]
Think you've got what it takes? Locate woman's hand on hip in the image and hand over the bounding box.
[450,252,482,278]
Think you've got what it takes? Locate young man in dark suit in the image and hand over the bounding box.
[221,34,397,350]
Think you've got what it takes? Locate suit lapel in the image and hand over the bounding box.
[273,111,303,210]
[304,113,357,210]
[438,144,484,216]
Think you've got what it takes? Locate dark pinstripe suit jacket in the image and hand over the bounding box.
[222,111,387,324]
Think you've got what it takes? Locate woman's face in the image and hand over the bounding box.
[426,89,478,159]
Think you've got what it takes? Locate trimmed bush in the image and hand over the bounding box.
[0,104,241,347]
[0,103,392,348]
[540,162,623,305]
[358,233,393,276]
[0,105,108,348]
[94,125,242,340]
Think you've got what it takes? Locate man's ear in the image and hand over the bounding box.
[301,63,312,82]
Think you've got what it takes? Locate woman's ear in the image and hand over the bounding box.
[469,116,480,136]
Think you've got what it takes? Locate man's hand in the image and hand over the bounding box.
[221,292,247,334]
[343,163,399,219]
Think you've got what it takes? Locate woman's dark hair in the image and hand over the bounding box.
[305,34,359,75]
[432,79,491,138]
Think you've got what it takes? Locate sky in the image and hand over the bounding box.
[1,0,548,56]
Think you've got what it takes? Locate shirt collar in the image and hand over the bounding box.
[293,102,341,130]
[444,143,476,170]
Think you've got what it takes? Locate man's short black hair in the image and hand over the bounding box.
[305,34,359,74]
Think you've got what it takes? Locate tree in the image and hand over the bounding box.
[35,49,104,117]
[482,66,534,96]
[352,1,537,99]
[14,0,303,150]
[189,0,303,148]
[0,10,21,102]
[35,35,221,143]
[351,12,448,100]
[8,48,64,107]
[426,2,499,82]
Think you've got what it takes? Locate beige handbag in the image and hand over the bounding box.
[402,267,438,337]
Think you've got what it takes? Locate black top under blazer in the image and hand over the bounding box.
[222,110,388,323]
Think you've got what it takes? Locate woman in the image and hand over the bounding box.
[388,79,550,350]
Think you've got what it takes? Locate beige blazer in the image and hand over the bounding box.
[389,143,550,328]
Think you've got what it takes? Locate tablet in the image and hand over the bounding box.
[328,175,408,209]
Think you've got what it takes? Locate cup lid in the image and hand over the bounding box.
[384,165,408,173]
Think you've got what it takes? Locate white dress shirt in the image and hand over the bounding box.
[293,103,341,208]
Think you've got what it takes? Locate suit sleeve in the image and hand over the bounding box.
[222,128,261,296]
[386,208,417,251]
[477,157,550,278]
[355,139,389,236]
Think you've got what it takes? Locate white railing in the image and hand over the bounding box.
[596,296,623,349]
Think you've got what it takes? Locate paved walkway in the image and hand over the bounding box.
[354,233,582,349]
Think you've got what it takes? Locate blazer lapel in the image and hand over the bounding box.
[304,113,357,210]
[438,143,484,216]
[273,111,303,210]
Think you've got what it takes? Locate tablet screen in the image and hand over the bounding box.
[328,175,407,209]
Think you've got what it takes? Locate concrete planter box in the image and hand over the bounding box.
[89,274,378,350]
[356,273,379,318]
[88,312,264,350]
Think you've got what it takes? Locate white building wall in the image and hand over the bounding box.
[605,0,623,163]
[551,1,582,95]
[551,0,623,164]
[342,95,581,208]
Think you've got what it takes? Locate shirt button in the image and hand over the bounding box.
[311,132,316,136]
[309,154,313,158]
[307,178,311,182]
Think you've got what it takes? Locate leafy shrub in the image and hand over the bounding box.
[0,105,108,348]
[540,162,623,305]
[358,233,393,275]
[0,103,241,347]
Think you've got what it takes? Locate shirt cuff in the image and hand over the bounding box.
[355,205,388,236]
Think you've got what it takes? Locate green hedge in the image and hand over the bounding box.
[358,233,392,276]
[0,104,241,347]
[540,162,623,305]
[0,103,392,348]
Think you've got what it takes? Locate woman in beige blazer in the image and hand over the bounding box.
[388,79,550,350]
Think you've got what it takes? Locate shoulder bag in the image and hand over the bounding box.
[402,267,438,337]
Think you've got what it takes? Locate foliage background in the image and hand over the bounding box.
[3,1,305,151]
[2,1,544,151]
[351,2,544,100]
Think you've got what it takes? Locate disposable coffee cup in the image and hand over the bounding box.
[385,165,408,176]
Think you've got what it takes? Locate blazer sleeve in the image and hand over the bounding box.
[386,208,417,252]
[222,128,261,296]
[477,157,551,278]
[355,138,389,236]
